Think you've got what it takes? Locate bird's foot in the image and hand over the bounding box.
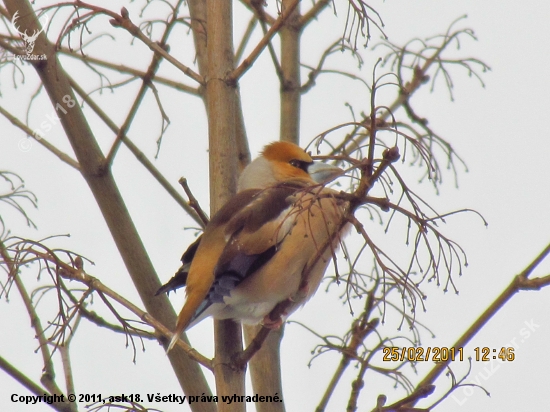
[261,314,284,329]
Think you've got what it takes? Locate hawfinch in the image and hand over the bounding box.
[158,142,346,351]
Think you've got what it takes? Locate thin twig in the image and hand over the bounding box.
[67,76,205,228]
[228,0,300,83]
[64,288,156,339]
[2,239,213,370]
[317,293,378,412]
[57,264,213,370]
[0,105,80,170]
[258,16,283,82]
[330,22,484,157]
[298,0,331,27]
[103,1,186,168]
[235,15,258,63]
[0,240,64,396]
[0,356,72,412]
[67,1,204,85]
[178,178,210,226]
[103,43,166,168]
[58,47,200,95]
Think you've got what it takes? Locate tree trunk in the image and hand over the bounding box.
[279,0,301,143]
[205,1,246,410]
[3,1,214,411]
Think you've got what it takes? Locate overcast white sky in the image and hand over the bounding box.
[1,1,550,411]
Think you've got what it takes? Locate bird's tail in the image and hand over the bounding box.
[167,288,209,352]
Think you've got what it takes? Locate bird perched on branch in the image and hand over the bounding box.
[157,141,347,351]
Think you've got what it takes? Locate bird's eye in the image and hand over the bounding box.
[289,159,311,172]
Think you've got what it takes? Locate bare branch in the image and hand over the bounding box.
[406,241,550,407]
[58,46,200,95]
[343,0,386,50]
[0,237,214,370]
[239,0,276,25]
[228,0,300,83]
[235,15,258,63]
[300,39,367,94]
[234,326,271,368]
[67,76,205,228]
[331,18,488,164]
[317,293,379,411]
[0,104,80,170]
[102,42,167,169]
[0,356,72,412]
[0,241,64,396]
[59,345,77,412]
[299,0,331,28]
[59,1,204,85]
[103,1,186,168]
[0,171,38,230]
[179,178,210,226]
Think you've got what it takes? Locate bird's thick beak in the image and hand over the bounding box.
[308,161,344,184]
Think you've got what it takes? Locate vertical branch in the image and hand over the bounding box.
[244,326,286,412]
[366,63,379,177]
[59,346,77,412]
[205,2,238,206]
[279,0,302,143]
[188,0,250,170]
[235,94,251,171]
[60,309,81,412]
[241,2,304,409]
[243,1,304,410]
[2,2,214,410]
[205,0,245,409]
[187,0,208,77]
